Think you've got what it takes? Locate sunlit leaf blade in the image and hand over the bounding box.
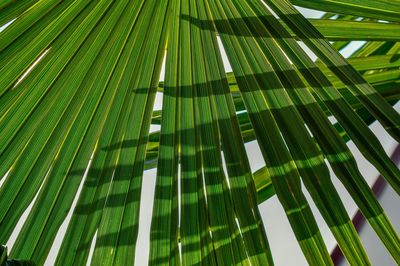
[4,1,153,264]
[205,0,338,264]
[0,0,117,245]
[233,1,373,263]
[253,0,400,261]
[0,0,65,52]
[267,0,400,144]
[227,1,400,201]
[0,0,93,98]
[178,1,204,264]
[0,0,37,26]
[290,0,400,22]
[54,2,157,264]
[195,1,273,264]
[297,19,400,41]
[149,1,181,264]
[90,2,169,264]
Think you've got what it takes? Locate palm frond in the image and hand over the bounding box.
[0,0,399,265]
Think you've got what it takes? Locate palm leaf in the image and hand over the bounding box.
[0,0,399,265]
